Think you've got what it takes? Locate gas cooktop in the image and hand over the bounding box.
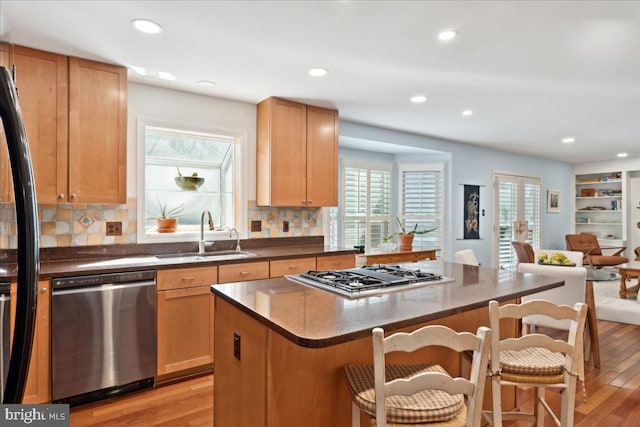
[287,264,455,298]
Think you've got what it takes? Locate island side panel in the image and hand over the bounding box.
[214,297,268,427]
[214,295,516,427]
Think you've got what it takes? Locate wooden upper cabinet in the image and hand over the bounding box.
[12,46,68,204]
[69,57,127,204]
[7,46,126,204]
[306,106,338,206]
[0,43,13,202]
[256,97,338,207]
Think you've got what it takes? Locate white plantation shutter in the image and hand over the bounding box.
[340,160,392,250]
[498,181,518,270]
[398,164,444,253]
[524,183,541,249]
[494,173,541,270]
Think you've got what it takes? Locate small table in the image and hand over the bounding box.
[617,261,640,299]
[356,248,439,266]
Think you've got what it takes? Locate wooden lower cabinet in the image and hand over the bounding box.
[356,249,438,266]
[218,261,269,283]
[270,257,316,278]
[9,281,51,404]
[316,253,355,270]
[156,267,217,377]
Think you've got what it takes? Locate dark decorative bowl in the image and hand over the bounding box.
[175,176,205,190]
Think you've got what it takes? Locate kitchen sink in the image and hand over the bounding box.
[155,250,257,263]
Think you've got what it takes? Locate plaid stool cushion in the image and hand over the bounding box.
[344,364,464,424]
[382,404,467,427]
[500,346,565,376]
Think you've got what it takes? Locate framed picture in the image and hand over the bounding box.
[547,189,560,213]
[463,184,480,239]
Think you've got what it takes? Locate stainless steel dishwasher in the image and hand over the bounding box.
[51,270,156,406]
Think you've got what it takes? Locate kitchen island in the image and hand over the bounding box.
[211,261,564,427]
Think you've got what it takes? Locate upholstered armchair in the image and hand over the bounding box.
[518,262,587,330]
[565,233,628,268]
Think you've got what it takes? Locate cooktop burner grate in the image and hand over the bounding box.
[296,265,445,295]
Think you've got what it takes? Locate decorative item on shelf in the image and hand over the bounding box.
[581,188,595,197]
[384,216,437,252]
[147,196,185,233]
[175,165,204,190]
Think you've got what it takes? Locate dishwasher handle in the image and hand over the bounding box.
[52,280,156,296]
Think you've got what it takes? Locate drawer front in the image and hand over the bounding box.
[218,261,270,283]
[270,257,316,278]
[157,266,218,290]
[316,254,356,271]
[357,250,435,266]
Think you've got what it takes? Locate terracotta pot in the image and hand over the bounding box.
[397,233,414,251]
[157,218,178,233]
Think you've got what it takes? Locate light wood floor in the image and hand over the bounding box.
[70,319,640,426]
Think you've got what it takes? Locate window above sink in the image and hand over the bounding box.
[136,117,247,244]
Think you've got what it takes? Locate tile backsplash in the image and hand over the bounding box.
[0,199,323,249]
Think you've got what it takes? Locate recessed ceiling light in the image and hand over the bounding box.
[438,29,458,41]
[561,137,575,143]
[308,68,329,77]
[462,109,473,116]
[131,19,163,35]
[158,71,176,81]
[617,152,628,158]
[197,80,216,88]
[410,95,427,103]
[129,65,146,76]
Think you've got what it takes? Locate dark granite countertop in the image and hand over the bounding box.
[0,236,357,280]
[210,262,564,348]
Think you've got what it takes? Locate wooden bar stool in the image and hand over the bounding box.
[483,300,588,427]
[344,325,491,427]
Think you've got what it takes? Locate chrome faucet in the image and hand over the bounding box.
[229,228,241,252]
[199,210,215,254]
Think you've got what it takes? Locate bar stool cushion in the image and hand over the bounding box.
[500,346,565,376]
[344,363,464,423]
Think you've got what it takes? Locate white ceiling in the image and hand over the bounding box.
[1,0,639,163]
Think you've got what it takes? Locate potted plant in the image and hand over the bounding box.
[386,216,437,251]
[147,196,185,233]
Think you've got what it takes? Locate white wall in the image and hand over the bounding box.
[340,121,574,265]
[126,82,257,202]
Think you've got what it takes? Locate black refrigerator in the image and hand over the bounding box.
[0,65,40,403]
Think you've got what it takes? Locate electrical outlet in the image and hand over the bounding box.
[283,221,289,232]
[251,220,262,232]
[233,332,241,361]
[106,221,122,236]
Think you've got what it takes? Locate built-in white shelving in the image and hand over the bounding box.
[574,171,625,244]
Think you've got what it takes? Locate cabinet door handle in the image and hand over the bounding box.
[301,200,306,204]
[71,193,77,199]
[239,271,250,276]
[58,193,65,199]
[40,287,47,294]
[308,200,313,204]
[182,277,195,282]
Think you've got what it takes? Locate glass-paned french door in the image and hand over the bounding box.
[398,163,444,254]
[493,172,541,270]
